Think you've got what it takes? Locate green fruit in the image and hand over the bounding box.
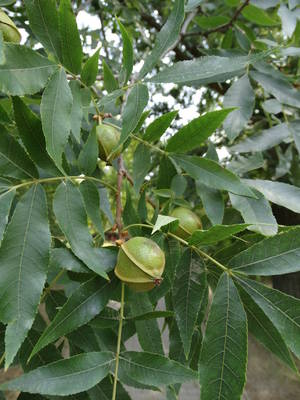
[170,207,202,239]
[0,9,21,43]
[114,237,165,292]
[96,124,121,162]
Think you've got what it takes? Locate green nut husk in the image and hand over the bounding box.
[96,124,121,162]
[170,207,202,240]
[0,9,21,43]
[114,237,165,292]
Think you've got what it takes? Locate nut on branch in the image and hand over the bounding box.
[114,237,165,292]
[0,9,21,43]
[170,207,202,239]
[96,123,122,162]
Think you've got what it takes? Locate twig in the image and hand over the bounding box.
[183,0,250,37]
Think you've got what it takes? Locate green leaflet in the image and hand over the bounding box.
[29,277,118,360]
[0,185,51,368]
[199,273,247,400]
[40,68,73,172]
[0,44,57,95]
[53,181,116,278]
[1,352,114,396]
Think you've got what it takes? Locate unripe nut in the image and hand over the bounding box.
[170,207,202,240]
[96,124,121,162]
[114,237,165,292]
[0,9,21,43]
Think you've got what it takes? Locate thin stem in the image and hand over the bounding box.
[131,134,167,155]
[122,223,153,232]
[40,269,65,303]
[0,352,5,368]
[112,282,125,400]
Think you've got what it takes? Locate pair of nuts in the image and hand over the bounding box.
[115,208,201,292]
[0,9,21,43]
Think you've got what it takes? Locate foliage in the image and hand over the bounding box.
[0,0,299,399]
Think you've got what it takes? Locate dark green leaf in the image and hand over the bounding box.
[0,189,14,243]
[41,68,73,171]
[30,277,117,359]
[189,224,249,246]
[58,0,83,74]
[1,352,114,395]
[123,185,141,237]
[130,292,164,354]
[290,120,300,155]
[81,49,99,87]
[99,89,124,109]
[230,123,291,153]
[0,44,57,95]
[195,15,229,29]
[25,0,62,60]
[88,376,131,400]
[132,143,151,193]
[242,4,279,25]
[53,181,116,278]
[171,154,255,197]
[127,310,174,321]
[12,96,58,175]
[196,182,224,226]
[50,247,89,274]
[117,19,133,84]
[236,276,300,359]
[166,109,234,153]
[144,111,178,142]
[199,273,247,400]
[79,180,104,238]
[243,179,300,213]
[120,84,149,145]
[223,75,255,140]
[229,190,278,236]
[229,227,300,275]
[238,286,298,373]
[118,352,197,387]
[70,80,83,142]
[102,59,118,93]
[139,0,185,79]
[78,127,98,175]
[0,129,38,179]
[173,249,206,358]
[0,185,51,368]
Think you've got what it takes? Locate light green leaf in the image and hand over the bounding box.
[189,224,249,246]
[195,15,229,29]
[278,4,297,37]
[58,0,83,74]
[41,68,73,171]
[29,277,117,359]
[117,19,133,84]
[230,227,300,275]
[1,352,114,395]
[262,99,282,114]
[0,189,14,243]
[173,249,206,358]
[102,59,118,93]
[78,127,98,175]
[223,75,255,140]
[196,182,224,226]
[290,120,300,155]
[53,181,116,278]
[118,352,197,387]
[0,185,51,368]
[149,53,265,85]
[236,276,300,359]
[70,80,83,142]
[238,286,298,373]
[152,214,179,234]
[199,273,247,400]
[120,83,149,144]
[12,96,58,175]
[243,179,300,213]
[99,89,124,109]
[242,4,279,25]
[25,0,62,60]
[144,111,178,142]
[166,109,234,153]
[227,153,264,175]
[0,128,39,179]
[229,123,291,153]
[250,70,300,108]
[139,0,185,79]
[81,49,99,87]
[171,154,255,197]
[130,292,164,354]
[0,44,57,95]
[79,180,105,238]
[229,190,277,236]
[132,143,151,193]
[50,247,89,274]
[0,32,5,65]
[185,0,204,12]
